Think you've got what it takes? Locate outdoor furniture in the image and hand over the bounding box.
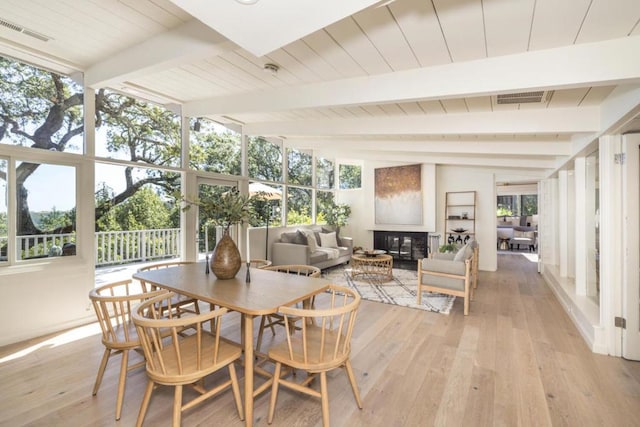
[133,292,244,427]
[255,264,321,353]
[132,262,330,427]
[267,284,363,427]
[88,279,166,421]
[417,241,478,315]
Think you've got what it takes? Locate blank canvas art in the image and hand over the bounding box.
[374,164,422,225]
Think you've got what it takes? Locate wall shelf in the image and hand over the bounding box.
[445,191,476,245]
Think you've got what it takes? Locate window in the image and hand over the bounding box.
[497,194,538,217]
[95,90,181,167]
[339,164,361,189]
[287,187,312,225]
[316,190,334,224]
[189,118,241,175]
[248,137,282,182]
[0,158,7,261]
[16,161,77,260]
[0,56,84,154]
[287,148,312,186]
[316,157,334,189]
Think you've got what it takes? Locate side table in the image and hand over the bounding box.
[351,253,393,281]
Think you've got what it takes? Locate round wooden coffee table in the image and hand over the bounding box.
[351,253,393,280]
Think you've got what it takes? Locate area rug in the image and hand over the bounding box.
[322,266,456,314]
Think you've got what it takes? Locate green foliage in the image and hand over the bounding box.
[496,207,513,217]
[287,148,312,186]
[189,118,241,175]
[248,136,282,181]
[287,208,312,225]
[183,188,254,232]
[38,207,73,231]
[324,201,351,227]
[99,187,176,231]
[439,243,458,253]
[339,164,361,189]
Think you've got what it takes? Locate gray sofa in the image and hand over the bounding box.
[271,225,353,270]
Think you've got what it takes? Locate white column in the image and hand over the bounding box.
[558,171,568,276]
[574,156,587,295]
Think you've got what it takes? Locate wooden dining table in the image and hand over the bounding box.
[132,261,330,427]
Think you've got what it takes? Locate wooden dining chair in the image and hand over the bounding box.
[267,284,362,427]
[132,292,244,427]
[137,261,200,317]
[89,279,166,421]
[243,258,273,269]
[255,264,321,353]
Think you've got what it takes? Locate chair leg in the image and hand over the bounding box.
[267,362,282,424]
[173,384,183,427]
[229,363,244,420]
[136,379,154,427]
[319,371,330,427]
[344,360,363,409]
[92,348,111,395]
[115,349,129,420]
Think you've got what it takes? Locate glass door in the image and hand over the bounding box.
[196,177,239,259]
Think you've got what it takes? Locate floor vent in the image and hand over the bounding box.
[497,91,552,104]
[0,18,51,42]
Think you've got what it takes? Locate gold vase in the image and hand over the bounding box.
[210,230,241,279]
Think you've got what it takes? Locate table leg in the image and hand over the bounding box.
[243,313,254,427]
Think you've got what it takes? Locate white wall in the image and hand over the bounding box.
[436,166,497,272]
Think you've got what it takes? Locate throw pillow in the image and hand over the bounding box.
[301,229,317,252]
[280,232,298,244]
[294,229,308,244]
[319,231,339,248]
[453,244,468,262]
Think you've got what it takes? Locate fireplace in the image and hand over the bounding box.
[373,231,429,267]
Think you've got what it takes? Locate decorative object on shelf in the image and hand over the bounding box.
[181,188,254,280]
[451,228,468,233]
[462,212,469,219]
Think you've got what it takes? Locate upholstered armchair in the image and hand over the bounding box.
[509,226,537,251]
[417,241,479,315]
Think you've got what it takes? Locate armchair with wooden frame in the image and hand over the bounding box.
[417,240,479,315]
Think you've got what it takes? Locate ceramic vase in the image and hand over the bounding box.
[210,229,241,279]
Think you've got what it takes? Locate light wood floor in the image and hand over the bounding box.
[2,253,640,426]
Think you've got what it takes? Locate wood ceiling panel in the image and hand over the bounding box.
[118,0,191,24]
[202,57,267,93]
[529,0,591,50]
[301,30,365,78]
[432,0,486,62]
[237,49,307,86]
[324,17,392,75]
[579,86,615,106]
[218,51,281,89]
[178,62,246,95]
[483,0,535,57]
[281,40,343,81]
[86,0,171,32]
[262,48,321,85]
[328,107,359,118]
[465,96,492,112]
[352,5,419,71]
[576,0,640,43]
[440,98,468,113]
[418,100,446,114]
[388,0,451,67]
[361,104,387,116]
[397,102,425,115]
[547,88,589,108]
[345,106,372,117]
[378,103,406,116]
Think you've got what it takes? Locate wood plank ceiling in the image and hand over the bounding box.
[0,0,639,177]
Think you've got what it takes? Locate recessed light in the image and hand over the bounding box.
[235,0,259,5]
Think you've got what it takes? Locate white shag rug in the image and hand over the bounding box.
[322,265,456,314]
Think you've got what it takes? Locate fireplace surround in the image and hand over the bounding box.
[373,231,429,266]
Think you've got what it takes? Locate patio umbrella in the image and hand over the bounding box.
[248,182,282,258]
[249,182,282,200]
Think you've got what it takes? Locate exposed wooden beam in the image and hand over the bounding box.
[184,36,640,116]
[84,19,234,89]
[243,108,600,136]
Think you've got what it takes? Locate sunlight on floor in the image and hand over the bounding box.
[0,322,101,364]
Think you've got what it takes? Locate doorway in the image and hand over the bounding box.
[196,177,240,259]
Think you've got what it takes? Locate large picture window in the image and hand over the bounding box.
[0,56,83,154]
[0,158,7,261]
[189,118,241,175]
[248,137,282,182]
[339,164,361,189]
[287,148,312,186]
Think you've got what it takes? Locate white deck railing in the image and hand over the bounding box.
[11,228,181,265]
[95,228,180,266]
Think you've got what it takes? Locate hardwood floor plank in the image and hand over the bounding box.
[2,254,640,427]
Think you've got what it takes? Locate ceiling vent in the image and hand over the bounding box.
[496,91,552,105]
[0,18,51,42]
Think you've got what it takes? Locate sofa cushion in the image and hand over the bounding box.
[453,243,468,262]
[319,231,339,248]
[301,229,318,252]
[280,230,307,245]
[310,250,329,264]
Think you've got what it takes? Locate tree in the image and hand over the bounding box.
[0,56,181,239]
[339,164,361,189]
[190,119,241,175]
[248,136,282,181]
[108,186,176,230]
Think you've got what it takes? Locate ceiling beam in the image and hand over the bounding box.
[84,19,234,89]
[184,35,640,116]
[285,138,572,156]
[243,107,600,136]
